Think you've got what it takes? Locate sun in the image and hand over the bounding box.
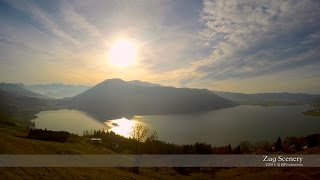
[108,39,137,67]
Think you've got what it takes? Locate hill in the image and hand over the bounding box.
[0,89,57,126]
[0,83,49,99]
[212,91,319,106]
[25,84,91,99]
[61,79,237,120]
[0,125,319,179]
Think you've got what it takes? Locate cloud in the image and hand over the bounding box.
[59,1,102,38]
[206,63,320,94]
[4,0,79,45]
[148,0,320,93]
[1,0,319,93]
[194,0,320,81]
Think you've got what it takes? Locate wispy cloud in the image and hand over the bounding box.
[143,0,320,94]
[4,0,79,45]
[59,1,102,38]
[194,0,320,80]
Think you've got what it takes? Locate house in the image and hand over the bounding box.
[302,145,308,150]
[90,138,102,143]
[289,144,295,149]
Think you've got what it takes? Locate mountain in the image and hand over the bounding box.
[61,79,237,120]
[25,84,91,99]
[0,88,57,126]
[0,83,48,99]
[212,91,320,106]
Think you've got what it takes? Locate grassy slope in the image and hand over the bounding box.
[0,125,320,179]
[0,125,207,179]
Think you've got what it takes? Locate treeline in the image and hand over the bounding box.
[0,119,16,126]
[84,129,320,154]
[84,130,320,175]
[84,129,233,154]
[27,129,70,143]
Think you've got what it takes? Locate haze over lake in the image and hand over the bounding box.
[33,105,320,146]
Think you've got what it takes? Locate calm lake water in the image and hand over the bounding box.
[33,105,320,146]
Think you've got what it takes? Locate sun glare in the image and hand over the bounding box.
[107,117,137,138]
[108,39,137,67]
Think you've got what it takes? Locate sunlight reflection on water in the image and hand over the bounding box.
[105,117,143,138]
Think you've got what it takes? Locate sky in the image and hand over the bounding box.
[0,0,319,94]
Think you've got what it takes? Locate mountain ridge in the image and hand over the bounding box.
[212,90,320,106]
[62,79,237,120]
[25,84,91,99]
[0,83,49,99]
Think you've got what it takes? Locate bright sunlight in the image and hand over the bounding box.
[106,117,138,138]
[108,39,137,67]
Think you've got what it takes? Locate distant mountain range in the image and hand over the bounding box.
[0,83,49,99]
[60,79,236,120]
[24,81,160,99]
[25,84,91,99]
[213,91,320,106]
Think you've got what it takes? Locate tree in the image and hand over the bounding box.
[226,144,232,153]
[130,123,151,144]
[235,145,241,154]
[255,141,272,151]
[146,130,158,142]
[130,123,151,174]
[275,137,282,151]
[144,130,159,154]
[239,141,254,153]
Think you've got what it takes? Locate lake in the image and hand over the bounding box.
[33,105,320,146]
